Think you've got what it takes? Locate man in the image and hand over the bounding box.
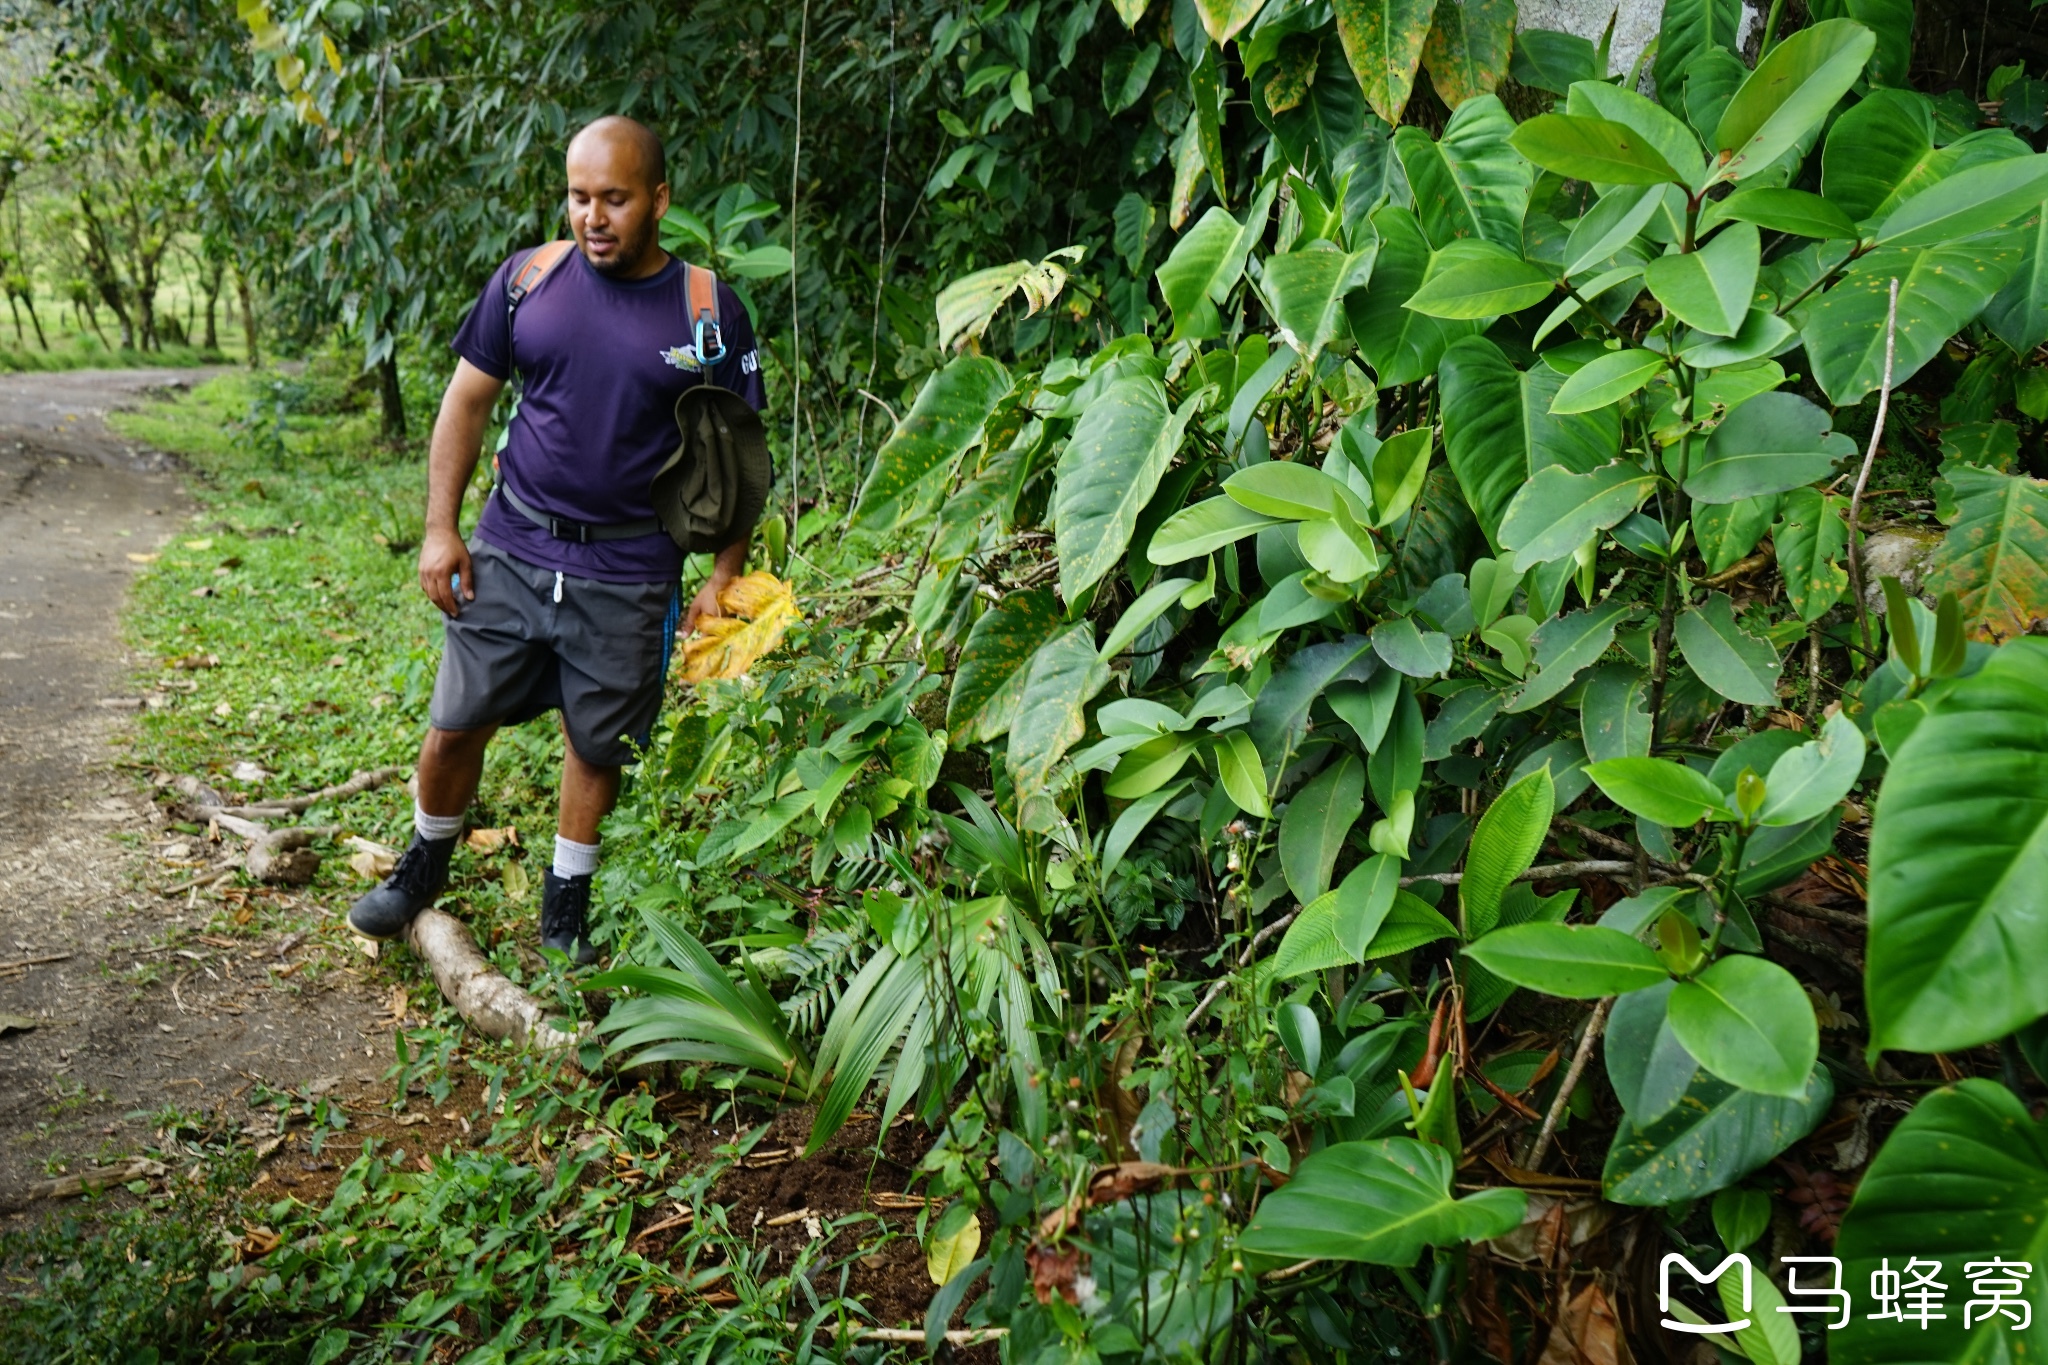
[347,115,766,963]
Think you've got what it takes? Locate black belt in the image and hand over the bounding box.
[494,483,663,544]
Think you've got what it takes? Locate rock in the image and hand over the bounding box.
[252,846,321,885]
[1860,527,1943,610]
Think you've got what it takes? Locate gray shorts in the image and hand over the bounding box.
[428,540,680,767]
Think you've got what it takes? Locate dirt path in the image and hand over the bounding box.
[0,368,382,1216]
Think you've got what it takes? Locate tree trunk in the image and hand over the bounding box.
[201,257,221,351]
[235,263,259,367]
[5,295,20,345]
[379,353,406,443]
[24,296,46,351]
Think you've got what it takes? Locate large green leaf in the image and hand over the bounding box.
[1773,488,1850,622]
[1667,955,1817,1099]
[1581,663,1652,762]
[1809,0,1913,87]
[1464,922,1669,997]
[1347,205,1485,386]
[1505,598,1635,713]
[1586,756,1733,826]
[1193,0,1265,42]
[1511,114,1682,186]
[1710,186,1859,241]
[1419,0,1514,109]
[1007,624,1110,810]
[1259,241,1381,363]
[1334,0,1436,126]
[948,589,1066,743]
[1214,729,1273,818]
[1925,465,2048,641]
[1674,590,1782,706]
[1280,754,1366,903]
[1712,20,1877,185]
[852,356,1010,532]
[1460,766,1555,937]
[1823,93,2031,225]
[1391,95,1531,249]
[1874,154,2048,249]
[1510,29,1596,96]
[1370,615,1453,677]
[1644,222,1759,337]
[1835,1081,2048,1365]
[1240,1138,1526,1264]
[1148,496,1282,566]
[1684,390,1855,504]
[1801,241,2024,406]
[1653,0,1741,116]
[1866,639,2048,1052]
[1499,460,1659,572]
[1250,635,1379,763]
[1055,379,1199,603]
[1759,711,1866,828]
[1550,348,1666,414]
[1273,853,1404,977]
[1605,980,1697,1124]
[1155,183,1277,341]
[1563,184,1666,278]
[1566,80,1711,187]
[1438,338,1621,551]
[1604,1053,1833,1205]
[1985,210,2048,355]
[1227,460,1362,521]
[1404,240,1555,319]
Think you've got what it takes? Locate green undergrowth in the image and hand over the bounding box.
[0,368,910,1362]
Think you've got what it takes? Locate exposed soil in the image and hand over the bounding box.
[0,368,384,1219]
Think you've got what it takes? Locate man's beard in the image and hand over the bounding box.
[583,226,654,275]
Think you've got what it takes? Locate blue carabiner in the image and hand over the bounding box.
[694,313,727,367]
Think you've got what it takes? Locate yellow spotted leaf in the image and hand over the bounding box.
[678,572,803,682]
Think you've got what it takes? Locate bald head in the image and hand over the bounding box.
[568,116,667,192]
[564,116,672,279]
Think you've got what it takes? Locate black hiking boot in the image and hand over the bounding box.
[540,870,599,966]
[346,833,456,940]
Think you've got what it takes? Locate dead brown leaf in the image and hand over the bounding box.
[1027,1241,1084,1305]
[1086,1161,1180,1207]
[465,827,519,853]
[1536,1281,1628,1365]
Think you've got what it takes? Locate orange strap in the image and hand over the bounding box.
[508,239,576,305]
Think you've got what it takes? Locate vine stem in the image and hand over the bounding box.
[787,0,811,533]
[1520,996,1613,1172]
[1184,910,1297,1029]
[1847,277,1902,666]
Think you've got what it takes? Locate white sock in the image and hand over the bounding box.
[553,835,600,879]
[415,804,464,841]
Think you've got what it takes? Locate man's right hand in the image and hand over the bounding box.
[420,526,474,616]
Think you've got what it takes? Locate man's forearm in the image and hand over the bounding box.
[711,535,747,582]
[424,420,484,533]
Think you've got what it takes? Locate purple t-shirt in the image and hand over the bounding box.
[451,247,768,583]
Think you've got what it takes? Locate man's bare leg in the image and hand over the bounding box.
[416,723,499,817]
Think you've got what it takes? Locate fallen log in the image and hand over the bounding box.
[403,908,583,1049]
[26,1158,167,1200]
[245,825,338,885]
[195,765,404,819]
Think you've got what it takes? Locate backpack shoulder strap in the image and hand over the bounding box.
[506,240,575,316]
[684,262,727,366]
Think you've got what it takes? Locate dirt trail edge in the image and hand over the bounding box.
[0,368,382,1218]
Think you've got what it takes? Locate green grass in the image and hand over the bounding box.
[0,369,894,1364]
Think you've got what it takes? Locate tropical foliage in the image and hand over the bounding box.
[32,0,2048,1358]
